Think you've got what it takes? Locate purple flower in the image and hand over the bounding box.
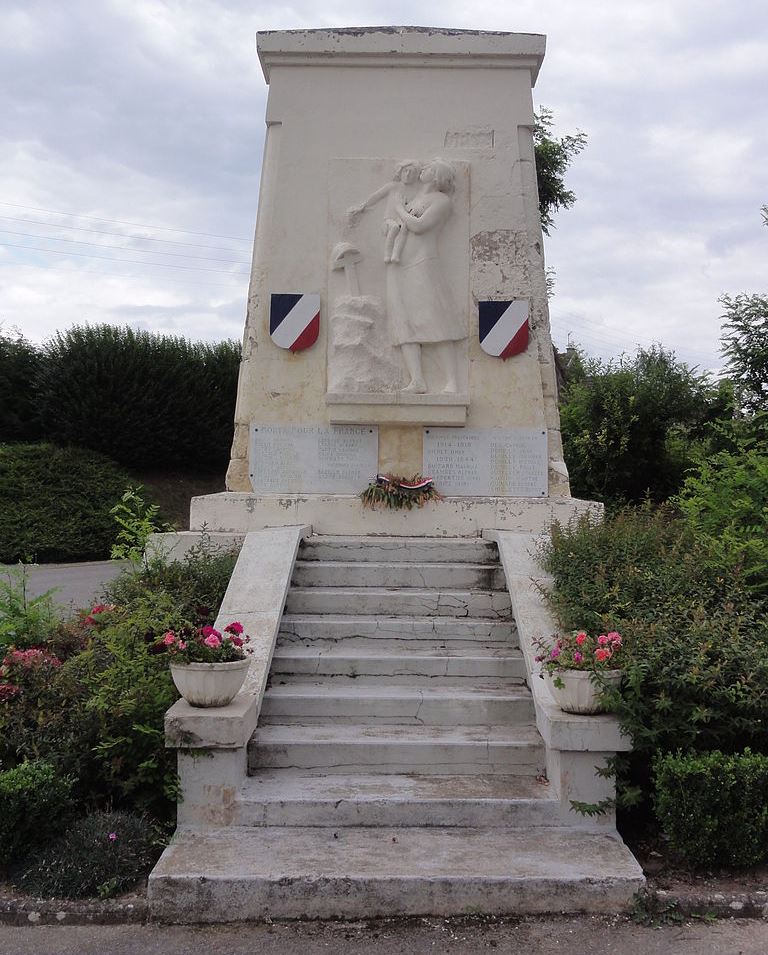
[108,832,118,842]
[550,646,561,659]
[573,651,583,663]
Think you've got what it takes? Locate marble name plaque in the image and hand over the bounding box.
[423,427,547,497]
[250,424,378,494]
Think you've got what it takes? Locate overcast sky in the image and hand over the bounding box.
[1,0,766,370]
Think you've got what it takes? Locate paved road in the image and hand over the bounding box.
[0,560,130,615]
[1,916,767,955]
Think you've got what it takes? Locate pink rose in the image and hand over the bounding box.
[204,634,221,649]
[575,632,587,646]
[177,641,187,650]
[162,632,176,646]
[231,636,243,648]
[597,635,609,646]
[608,631,622,645]
[225,622,244,635]
[595,648,610,662]
[201,625,221,638]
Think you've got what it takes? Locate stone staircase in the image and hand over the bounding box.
[151,535,643,921]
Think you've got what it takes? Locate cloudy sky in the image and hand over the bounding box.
[1,0,766,370]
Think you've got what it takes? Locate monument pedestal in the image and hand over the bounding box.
[224,26,569,508]
[190,491,600,537]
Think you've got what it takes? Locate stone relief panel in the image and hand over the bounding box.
[327,157,470,398]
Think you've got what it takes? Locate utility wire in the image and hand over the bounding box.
[0,228,251,265]
[0,241,249,274]
[0,214,252,254]
[0,201,251,241]
[0,259,247,290]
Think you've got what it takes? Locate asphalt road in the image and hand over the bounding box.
[1,916,767,955]
[0,560,130,615]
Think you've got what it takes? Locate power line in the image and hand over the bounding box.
[0,228,251,265]
[0,240,250,274]
[0,214,252,254]
[0,201,252,242]
[0,259,248,291]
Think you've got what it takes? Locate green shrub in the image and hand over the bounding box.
[15,810,159,898]
[104,535,238,622]
[37,325,240,472]
[1,542,237,819]
[654,750,768,867]
[559,346,726,504]
[676,447,768,594]
[541,506,768,794]
[0,564,61,654]
[0,328,43,442]
[0,443,134,563]
[0,761,74,865]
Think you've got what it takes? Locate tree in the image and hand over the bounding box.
[559,345,727,504]
[0,326,43,442]
[719,209,768,415]
[533,107,587,235]
[720,293,768,415]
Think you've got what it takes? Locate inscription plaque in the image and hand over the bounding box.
[250,424,378,494]
[423,427,547,497]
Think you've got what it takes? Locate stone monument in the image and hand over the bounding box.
[192,26,594,536]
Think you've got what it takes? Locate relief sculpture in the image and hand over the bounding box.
[332,157,467,397]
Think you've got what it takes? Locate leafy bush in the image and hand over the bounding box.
[110,486,171,562]
[15,810,158,898]
[0,564,61,654]
[676,447,768,594]
[654,750,768,867]
[0,761,74,865]
[541,506,768,791]
[559,346,726,504]
[0,541,237,819]
[720,292,768,415]
[0,443,134,563]
[37,325,240,472]
[104,536,238,622]
[0,328,43,442]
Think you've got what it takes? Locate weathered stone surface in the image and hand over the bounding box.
[148,825,644,922]
[190,492,602,536]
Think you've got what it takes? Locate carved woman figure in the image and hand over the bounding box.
[347,160,421,264]
[387,158,465,393]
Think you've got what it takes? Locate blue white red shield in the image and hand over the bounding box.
[269,293,320,352]
[478,300,530,359]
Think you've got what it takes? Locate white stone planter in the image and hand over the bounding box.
[170,658,250,708]
[544,669,622,715]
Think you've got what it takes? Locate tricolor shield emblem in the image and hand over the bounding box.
[478,299,530,359]
[269,293,320,352]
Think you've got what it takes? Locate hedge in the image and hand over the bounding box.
[0,443,134,562]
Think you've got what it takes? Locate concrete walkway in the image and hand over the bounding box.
[0,915,766,955]
[0,560,130,615]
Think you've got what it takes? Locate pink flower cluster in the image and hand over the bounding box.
[2,648,61,670]
[83,603,116,627]
[534,629,623,673]
[160,621,249,664]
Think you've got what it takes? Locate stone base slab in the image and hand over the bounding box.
[148,825,644,922]
[190,492,601,536]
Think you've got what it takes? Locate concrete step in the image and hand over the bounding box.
[268,650,527,685]
[260,683,534,724]
[300,535,500,564]
[284,587,512,618]
[149,825,645,921]
[292,560,506,591]
[277,614,519,650]
[234,771,560,827]
[248,723,544,775]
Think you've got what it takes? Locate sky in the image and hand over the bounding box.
[1,0,766,371]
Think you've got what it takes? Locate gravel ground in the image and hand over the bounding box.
[1,914,768,955]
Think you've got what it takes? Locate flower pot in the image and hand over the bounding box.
[170,658,250,708]
[544,669,622,715]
